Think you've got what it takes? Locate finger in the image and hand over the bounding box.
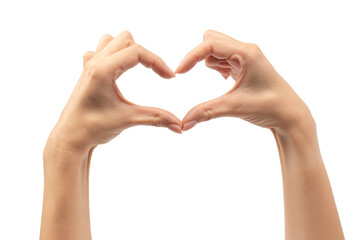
[83,51,95,68]
[182,95,233,131]
[205,56,231,68]
[222,74,231,80]
[96,34,114,53]
[203,29,239,42]
[205,64,231,78]
[105,44,175,80]
[129,105,182,134]
[175,39,246,74]
[205,56,232,79]
[100,31,135,56]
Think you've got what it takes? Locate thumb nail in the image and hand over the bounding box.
[167,123,182,134]
[182,120,197,131]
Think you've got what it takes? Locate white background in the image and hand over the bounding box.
[0,0,359,239]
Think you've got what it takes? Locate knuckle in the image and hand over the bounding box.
[83,51,93,59]
[133,43,142,49]
[151,113,161,127]
[206,38,216,48]
[121,30,133,39]
[132,43,143,53]
[86,61,104,79]
[201,105,215,121]
[203,109,215,121]
[249,43,260,50]
[125,39,134,47]
[102,33,113,40]
[203,29,215,40]
[247,43,263,59]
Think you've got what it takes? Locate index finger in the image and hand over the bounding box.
[104,44,175,80]
[175,39,247,74]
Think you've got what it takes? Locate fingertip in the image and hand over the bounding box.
[154,65,175,79]
[174,63,183,74]
[175,59,188,74]
[161,110,183,129]
[182,120,197,131]
[163,72,175,79]
[180,61,197,74]
[168,70,176,78]
[182,109,200,131]
[222,74,230,80]
[174,69,183,74]
[175,66,187,74]
[162,62,176,78]
[160,63,176,79]
[168,123,183,134]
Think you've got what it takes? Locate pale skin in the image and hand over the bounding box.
[40,30,344,240]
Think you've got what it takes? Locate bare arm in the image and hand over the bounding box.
[40,31,181,240]
[40,143,93,239]
[273,118,344,239]
[177,29,344,239]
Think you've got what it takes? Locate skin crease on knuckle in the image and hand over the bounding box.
[120,31,134,47]
[152,113,161,127]
[129,44,143,62]
[200,104,215,122]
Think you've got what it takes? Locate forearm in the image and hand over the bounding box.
[272,116,344,240]
[40,139,94,240]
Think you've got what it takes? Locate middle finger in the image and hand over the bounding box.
[99,31,135,56]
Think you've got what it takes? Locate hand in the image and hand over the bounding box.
[177,30,314,135]
[48,31,182,153]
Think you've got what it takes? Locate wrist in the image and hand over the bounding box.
[274,109,317,142]
[272,112,323,170]
[43,128,96,173]
[45,120,95,156]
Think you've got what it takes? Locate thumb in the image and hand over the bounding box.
[129,105,183,134]
[182,95,233,131]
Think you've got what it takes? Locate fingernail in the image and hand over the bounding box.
[182,120,197,131]
[167,123,182,134]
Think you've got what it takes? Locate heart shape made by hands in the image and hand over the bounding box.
[117,63,236,130]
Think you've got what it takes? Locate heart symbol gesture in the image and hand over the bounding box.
[42,30,342,240]
[175,30,308,131]
[49,30,311,153]
[177,30,310,135]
